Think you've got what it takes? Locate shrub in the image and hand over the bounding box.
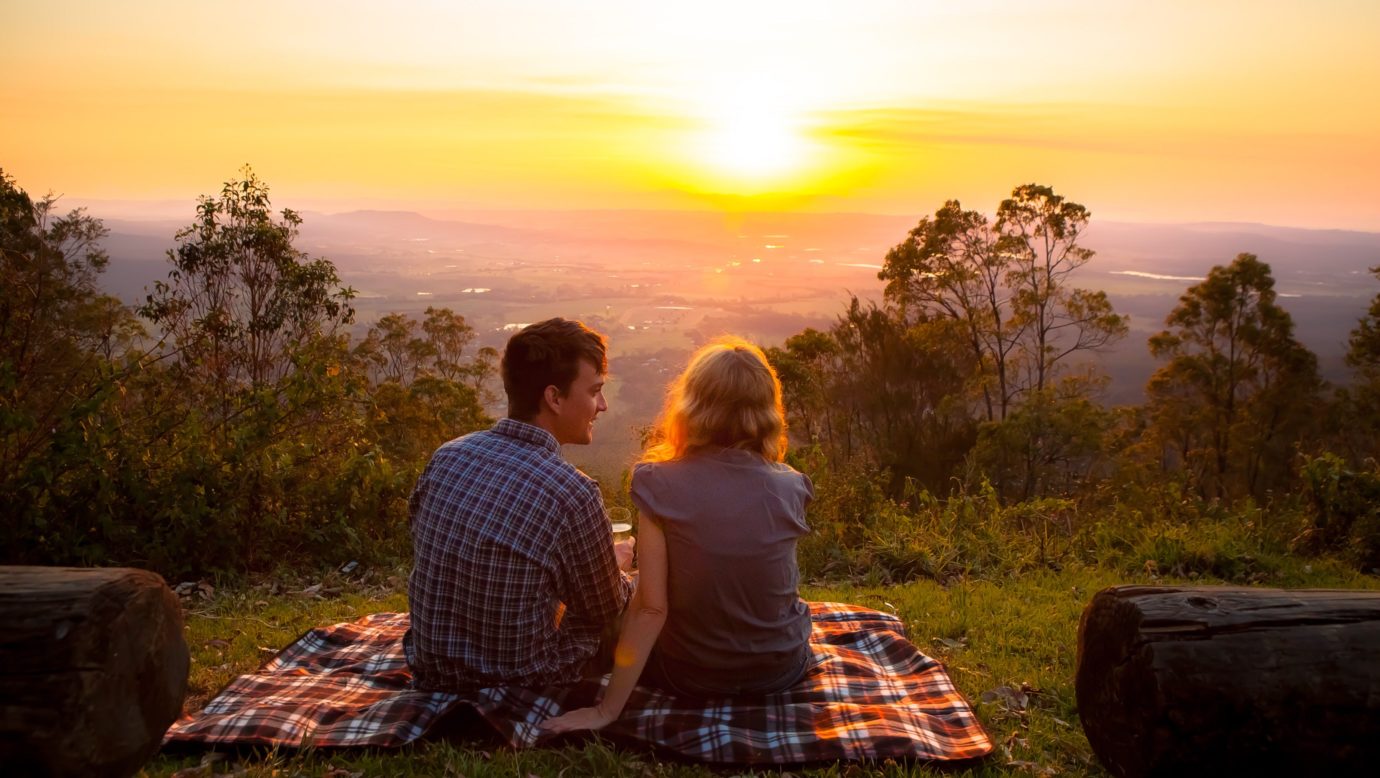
[1298,453,1380,572]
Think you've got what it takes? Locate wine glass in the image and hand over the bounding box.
[608,506,633,542]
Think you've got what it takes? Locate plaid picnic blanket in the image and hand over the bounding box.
[163,602,992,765]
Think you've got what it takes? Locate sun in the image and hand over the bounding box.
[686,78,815,189]
[698,111,807,181]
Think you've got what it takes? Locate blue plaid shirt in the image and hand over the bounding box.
[405,418,633,690]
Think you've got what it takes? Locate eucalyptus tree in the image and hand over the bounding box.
[1330,266,1380,463]
[139,166,356,422]
[0,170,143,563]
[879,184,1125,423]
[1146,253,1321,500]
[996,184,1127,396]
[772,299,977,495]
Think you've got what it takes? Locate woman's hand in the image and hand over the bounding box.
[541,703,618,734]
[613,536,636,572]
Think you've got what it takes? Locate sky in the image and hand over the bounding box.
[3,0,1379,228]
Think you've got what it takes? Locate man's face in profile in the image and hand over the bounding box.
[552,359,607,445]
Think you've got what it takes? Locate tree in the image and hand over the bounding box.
[0,170,146,562]
[132,168,367,571]
[879,200,1019,421]
[1347,266,1380,381]
[1332,267,1380,463]
[468,345,500,406]
[139,166,355,421]
[773,299,977,495]
[421,306,475,382]
[879,184,1125,422]
[996,184,1127,395]
[357,313,430,384]
[767,327,838,446]
[969,376,1115,501]
[351,307,493,464]
[1145,253,1321,500]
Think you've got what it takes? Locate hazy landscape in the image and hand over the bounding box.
[91,206,1380,480]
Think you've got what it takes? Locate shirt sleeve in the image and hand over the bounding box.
[407,458,435,527]
[554,479,634,626]
[628,462,666,520]
[791,469,814,534]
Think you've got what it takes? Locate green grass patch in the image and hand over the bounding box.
[144,559,1377,777]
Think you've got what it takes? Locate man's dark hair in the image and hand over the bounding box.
[502,318,608,421]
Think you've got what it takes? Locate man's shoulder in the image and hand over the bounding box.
[427,426,598,498]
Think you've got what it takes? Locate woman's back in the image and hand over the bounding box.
[631,447,812,695]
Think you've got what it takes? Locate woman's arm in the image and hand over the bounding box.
[541,512,668,733]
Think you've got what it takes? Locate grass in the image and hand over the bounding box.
[142,555,1378,778]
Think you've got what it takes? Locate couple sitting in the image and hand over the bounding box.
[405,318,813,733]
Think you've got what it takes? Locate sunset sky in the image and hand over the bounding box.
[4,1,1378,228]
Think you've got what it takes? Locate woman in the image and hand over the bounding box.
[542,336,813,733]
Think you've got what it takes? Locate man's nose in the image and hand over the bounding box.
[597,394,608,412]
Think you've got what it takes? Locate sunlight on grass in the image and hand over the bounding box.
[147,558,1377,778]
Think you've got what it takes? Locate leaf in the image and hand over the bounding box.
[1006,759,1058,776]
[980,684,1029,711]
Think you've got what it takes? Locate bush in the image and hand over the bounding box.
[1298,453,1380,572]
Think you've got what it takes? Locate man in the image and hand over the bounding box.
[405,318,635,691]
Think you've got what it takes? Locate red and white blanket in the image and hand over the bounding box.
[163,602,992,766]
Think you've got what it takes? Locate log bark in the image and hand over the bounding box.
[0,566,189,777]
[1076,585,1380,778]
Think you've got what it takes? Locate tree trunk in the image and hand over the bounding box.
[1076,585,1380,778]
[0,566,189,777]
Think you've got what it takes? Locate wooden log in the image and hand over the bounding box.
[1076,585,1380,778]
[0,566,189,778]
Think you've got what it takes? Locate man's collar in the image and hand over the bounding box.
[493,417,561,453]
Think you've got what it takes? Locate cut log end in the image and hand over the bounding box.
[1076,585,1380,778]
[0,566,190,777]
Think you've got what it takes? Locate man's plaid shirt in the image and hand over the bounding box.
[405,418,633,691]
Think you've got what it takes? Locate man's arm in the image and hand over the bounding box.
[542,512,667,733]
[554,480,634,627]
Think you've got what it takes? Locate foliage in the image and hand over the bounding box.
[784,183,1125,501]
[2,168,491,578]
[968,378,1116,502]
[995,184,1127,396]
[8,165,1377,594]
[0,168,147,563]
[1297,453,1380,571]
[1346,266,1380,382]
[794,453,1323,591]
[139,166,355,407]
[1330,266,1380,464]
[878,184,1126,423]
[771,298,977,496]
[1145,253,1322,501]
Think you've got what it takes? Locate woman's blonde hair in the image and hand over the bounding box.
[642,336,787,463]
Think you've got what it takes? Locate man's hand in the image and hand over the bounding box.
[541,703,618,735]
[614,537,636,572]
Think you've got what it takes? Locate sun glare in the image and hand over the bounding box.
[687,77,815,190]
[699,112,806,180]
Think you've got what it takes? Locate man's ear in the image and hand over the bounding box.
[542,384,563,414]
